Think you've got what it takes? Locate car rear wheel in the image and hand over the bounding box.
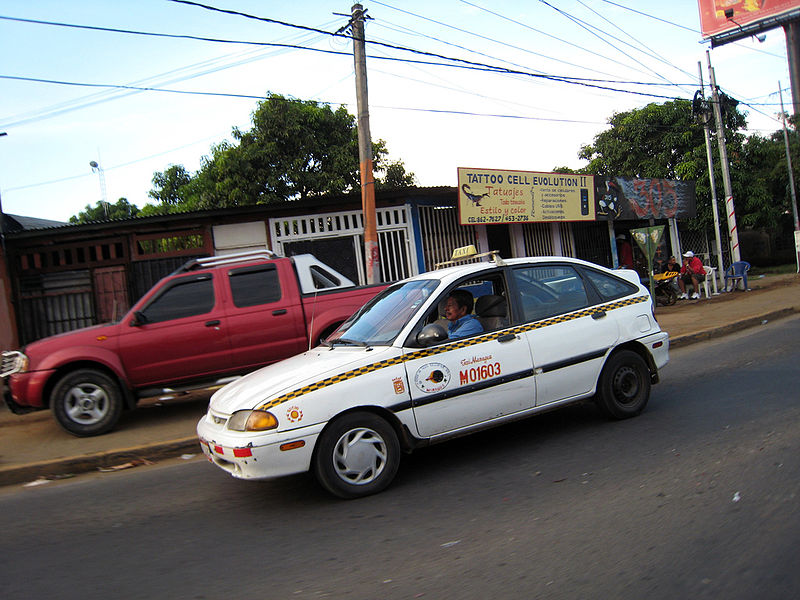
[51,369,123,437]
[596,350,651,419]
[313,412,400,499]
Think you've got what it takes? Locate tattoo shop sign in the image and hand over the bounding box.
[457,168,595,225]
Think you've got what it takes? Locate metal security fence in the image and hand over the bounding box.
[270,207,416,284]
[18,271,95,344]
[417,205,478,270]
[521,222,554,256]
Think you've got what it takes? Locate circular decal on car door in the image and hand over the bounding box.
[414,363,451,393]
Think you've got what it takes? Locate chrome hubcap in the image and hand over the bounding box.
[332,427,387,485]
[64,383,109,424]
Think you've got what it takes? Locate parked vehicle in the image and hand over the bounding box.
[197,247,670,499]
[653,271,679,306]
[1,251,387,436]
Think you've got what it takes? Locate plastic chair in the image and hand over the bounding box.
[724,261,751,292]
[701,266,718,298]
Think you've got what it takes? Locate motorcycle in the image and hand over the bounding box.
[652,271,679,306]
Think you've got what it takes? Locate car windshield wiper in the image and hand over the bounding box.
[331,338,369,347]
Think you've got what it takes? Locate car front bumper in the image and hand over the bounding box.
[196,414,324,480]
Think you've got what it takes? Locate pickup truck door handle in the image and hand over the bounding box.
[272,309,287,316]
[496,333,518,343]
[205,320,221,327]
[591,311,607,320]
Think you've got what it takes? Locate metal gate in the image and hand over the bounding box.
[270,207,416,284]
[521,222,554,256]
[417,205,477,270]
[18,270,95,344]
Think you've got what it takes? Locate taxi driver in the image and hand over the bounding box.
[443,290,483,340]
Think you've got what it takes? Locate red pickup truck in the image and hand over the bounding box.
[1,251,387,436]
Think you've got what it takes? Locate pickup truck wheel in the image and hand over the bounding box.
[51,369,123,437]
[313,412,400,499]
[596,350,651,420]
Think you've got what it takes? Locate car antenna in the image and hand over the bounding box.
[308,290,318,351]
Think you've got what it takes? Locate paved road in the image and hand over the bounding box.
[1,316,799,600]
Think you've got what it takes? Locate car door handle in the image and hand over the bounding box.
[272,309,287,316]
[496,333,517,343]
[591,311,607,320]
[205,320,221,327]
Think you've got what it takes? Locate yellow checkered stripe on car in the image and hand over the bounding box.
[257,294,649,411]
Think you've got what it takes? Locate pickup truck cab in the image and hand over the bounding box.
[1,251,387,436]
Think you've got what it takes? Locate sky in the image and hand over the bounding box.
[0,0,794,222]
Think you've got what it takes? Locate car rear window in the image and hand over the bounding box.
[582,268,639,301]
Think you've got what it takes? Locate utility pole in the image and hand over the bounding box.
[697,62,725,288]
[351,3,380,284]
[779,83,800,273]
[707,51,741,263]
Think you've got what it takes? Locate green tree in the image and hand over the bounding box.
[577,98,752,231]
[149,165,191,205]
[149,94,415,211]
[70,198,139,223]
[376,159,417,189]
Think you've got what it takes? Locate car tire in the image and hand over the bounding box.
[51,369,124,437]
[596,350,651,420]
[313,412,400,499]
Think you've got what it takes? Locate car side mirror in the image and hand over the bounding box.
[416,323,447,347]
[130,311,148,327]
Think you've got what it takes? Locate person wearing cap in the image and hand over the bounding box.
[616,233,634,269]
[678,251,705,299]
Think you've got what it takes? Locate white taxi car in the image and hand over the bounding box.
[197,250,669,498]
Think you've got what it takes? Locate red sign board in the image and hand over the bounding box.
[698,0,800,38]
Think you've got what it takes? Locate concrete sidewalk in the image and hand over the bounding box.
[2,272,798,487]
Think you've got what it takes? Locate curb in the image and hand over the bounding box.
[668,306,799,349]
[0,437,199,487]
[2,306,798,488]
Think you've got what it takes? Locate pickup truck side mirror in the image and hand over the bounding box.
[416,323,448,347]
[130,311,148,327]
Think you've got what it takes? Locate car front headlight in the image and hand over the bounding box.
[227,409,278,432]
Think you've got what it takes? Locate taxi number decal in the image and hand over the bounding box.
[460,362,501,385]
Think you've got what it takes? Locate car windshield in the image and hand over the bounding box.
[327,279,440,346]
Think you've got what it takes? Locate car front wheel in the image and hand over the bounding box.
[313,412,400,499]
[596,350,651,419]
[51,369,124,437]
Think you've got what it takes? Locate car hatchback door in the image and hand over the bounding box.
[510,263,620,406]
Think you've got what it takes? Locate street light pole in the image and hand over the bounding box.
[779,84,800,273]
[89,160,109,218]
[707,51,742,263]
[698,63,725,288]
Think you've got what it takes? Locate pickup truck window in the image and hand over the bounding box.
[229,265,282,307]
[142,276,215,323]
[310,265,341,289]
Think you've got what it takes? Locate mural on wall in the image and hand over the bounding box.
[595,177,696,221]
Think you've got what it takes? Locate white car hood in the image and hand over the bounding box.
[209,345,398,414]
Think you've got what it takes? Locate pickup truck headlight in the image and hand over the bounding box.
[1,351,29,377]
[227,409,278,432]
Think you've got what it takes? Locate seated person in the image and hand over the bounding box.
[443,289,483,340]
[678,251,706,299]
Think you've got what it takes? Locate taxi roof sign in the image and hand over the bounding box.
[435,245,506,269]
[452,245,477,260]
